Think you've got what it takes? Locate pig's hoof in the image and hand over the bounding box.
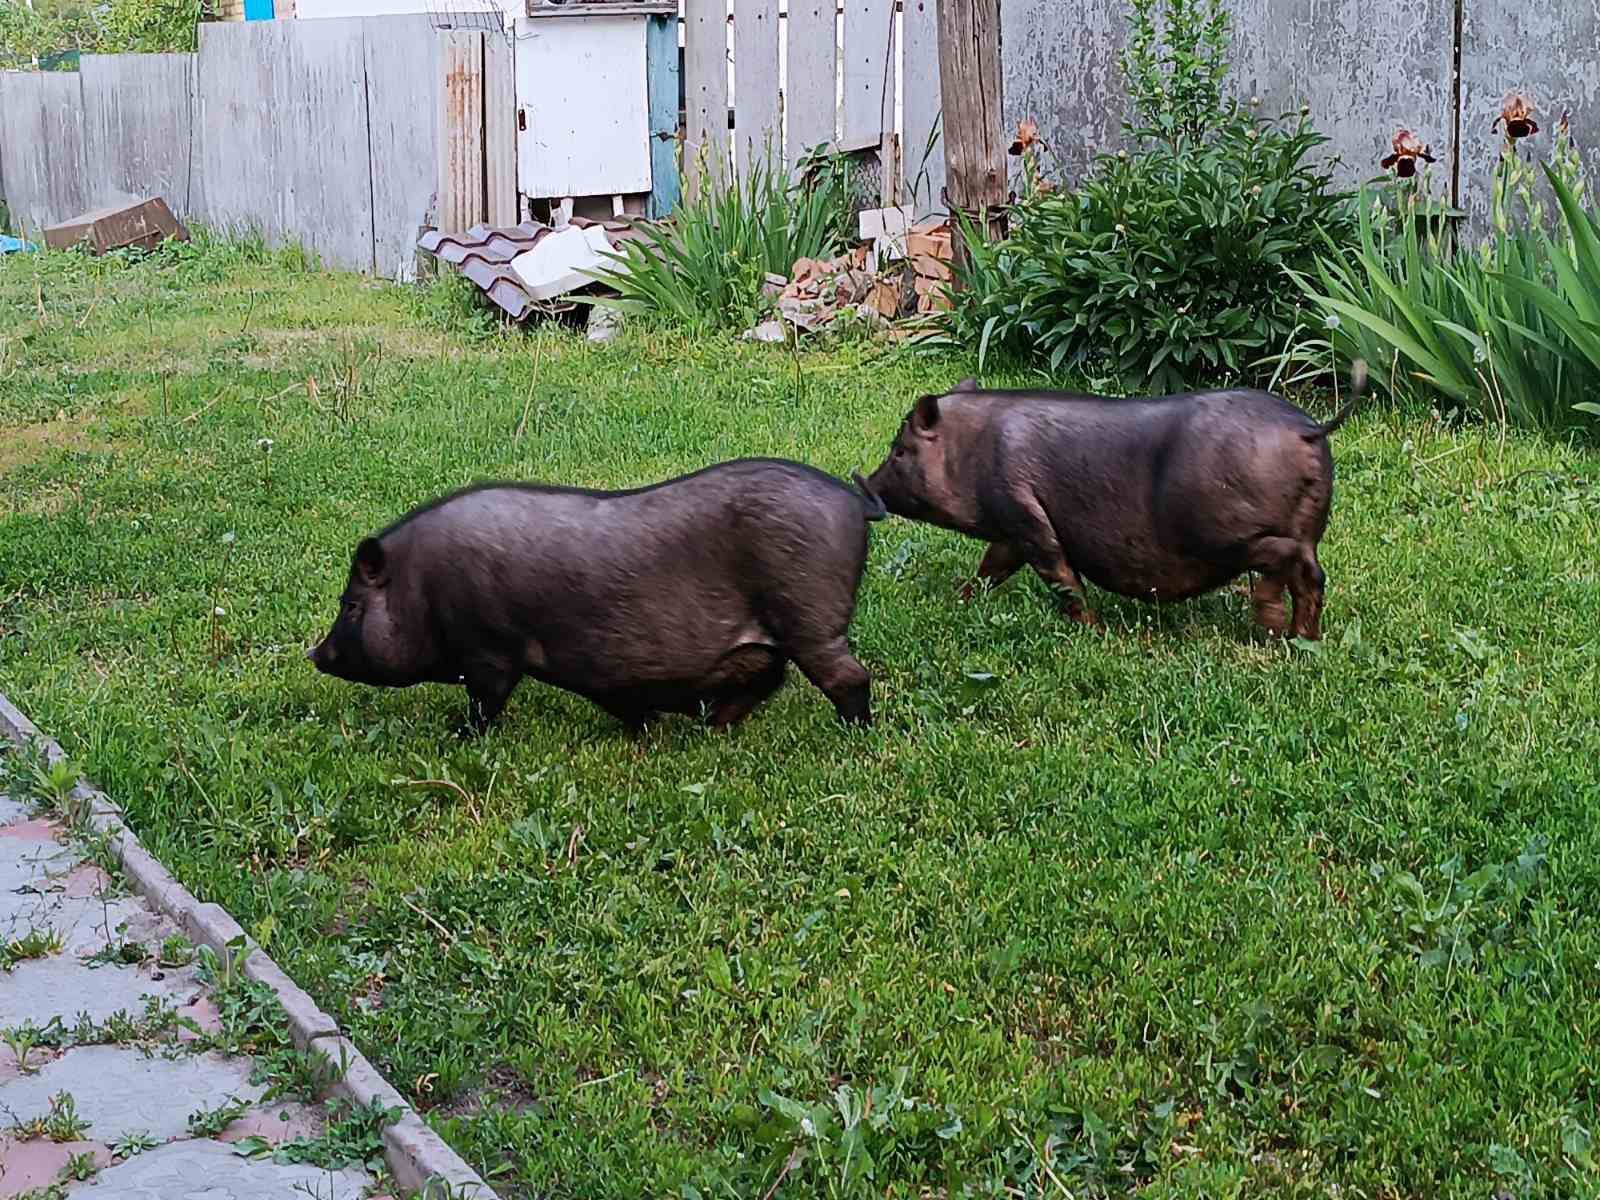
[1067,607,1101,629]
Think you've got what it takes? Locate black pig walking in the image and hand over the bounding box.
[858,364,1366,640]
[310,460,884,733]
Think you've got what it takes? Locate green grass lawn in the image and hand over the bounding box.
[2,242,1598,1200]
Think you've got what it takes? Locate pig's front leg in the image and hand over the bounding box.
[959,541,1024,602]
[462,657,521,734]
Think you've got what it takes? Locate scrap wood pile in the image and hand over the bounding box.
[745,210,955,343]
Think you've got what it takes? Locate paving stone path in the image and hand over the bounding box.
[1,791,379,1199]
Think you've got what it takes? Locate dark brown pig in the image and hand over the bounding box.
[309,460,884,733]
[857,365,1366,640]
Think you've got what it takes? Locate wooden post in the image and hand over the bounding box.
[935,0,1005,283]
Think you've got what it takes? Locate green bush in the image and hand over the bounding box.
[0,0,211,67]
[591,149,858,334]
[936,0,1355,392]
[1294,125,1600,438]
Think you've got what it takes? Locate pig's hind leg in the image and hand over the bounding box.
[1245,536,1324,640]
[788,639,871,726]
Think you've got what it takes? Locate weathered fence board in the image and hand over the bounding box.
[785,0,836,166]
[1458,0,1600,224]
[732,0,781,176]
[646,13,682,216]
[684,0,730,193]
[483,31,518,227]
[281,19,375,269]
[439,31,486,234]
[0,72,89,235]
[940,0,1006,266]
[841,0,893,148]
[364,15,441,279]
[1000,0,1127,187]
[1228,0,1456,195]
[198,20,288,243]
[901,0,943,213]
[79,54,199,219]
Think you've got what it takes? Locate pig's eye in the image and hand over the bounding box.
[893,446,906,459]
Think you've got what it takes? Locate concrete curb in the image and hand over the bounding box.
[0,692,498,1200]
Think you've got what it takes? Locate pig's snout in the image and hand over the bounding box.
[307,640,334,671]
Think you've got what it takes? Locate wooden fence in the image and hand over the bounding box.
[686,0,1596,225]
[4,0,1595,267]
[0,16,514,276]
[682,0,947,212]
[1005,0,1598,224]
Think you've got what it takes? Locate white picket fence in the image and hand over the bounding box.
[681,0,946,215]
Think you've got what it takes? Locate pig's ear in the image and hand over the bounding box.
[354,537,389,587]
[912,393,942,432]
[951,377,978,392]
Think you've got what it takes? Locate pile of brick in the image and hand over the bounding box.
[906,218,954,314]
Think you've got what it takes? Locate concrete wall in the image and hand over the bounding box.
[1001,0,1591,211]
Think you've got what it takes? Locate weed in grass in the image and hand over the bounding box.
[11,1091,91,1142]
[186,1095,251,1139]
[157,933,196,968]
[58,1150,100,1182]
[234,1096,401,1172]
[111,1130,161,1157]
[3,926,64,969]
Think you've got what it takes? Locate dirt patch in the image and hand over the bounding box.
[430,1064,543,1120]
[0,416,98,477]
[248,325,455,370]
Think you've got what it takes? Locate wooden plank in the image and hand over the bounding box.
[198,21,287,242]
[522,1,676,14]
[785,0,835,167]
[483,30,518,227]
[937,0,1005,277]
[645,12,682,217]
[515,16,652,198]
[362,15,439,280]
[278,17,375,270]
[37,72,91,231]
[438,30,486,234]
[684,0,729,196]
[80,54,197,219]
[732,0,780,177]
[841,0,892,147]
[900,0,942,213]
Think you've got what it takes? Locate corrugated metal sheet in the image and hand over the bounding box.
[417,217,646,321]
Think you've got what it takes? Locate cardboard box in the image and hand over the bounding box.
[44,196,188,254]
